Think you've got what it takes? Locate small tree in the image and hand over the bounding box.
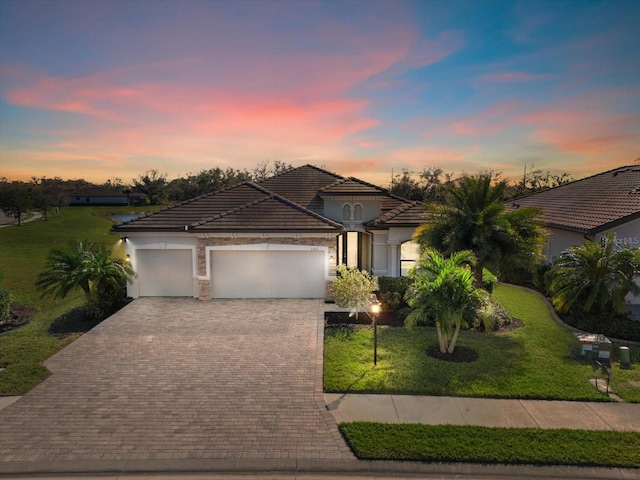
[331,265,378,318]
[405,248,482,354]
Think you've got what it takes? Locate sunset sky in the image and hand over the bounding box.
[1,0,639,187]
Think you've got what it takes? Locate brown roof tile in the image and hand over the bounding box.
[507,165,640,233]
[368,202,430,228]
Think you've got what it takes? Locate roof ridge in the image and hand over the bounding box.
[258,164,344,184]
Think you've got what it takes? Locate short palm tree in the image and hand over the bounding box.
[546,234,640,315]
[414,172,547,285]
[36,240,135,310]
[405,248,482,354]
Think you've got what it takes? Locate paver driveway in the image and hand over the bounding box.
[0,298,352,463]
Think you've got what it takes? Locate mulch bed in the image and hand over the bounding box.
[0,304,36,334]
[325,311,404,327]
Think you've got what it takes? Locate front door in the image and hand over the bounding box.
[337,232,371,271]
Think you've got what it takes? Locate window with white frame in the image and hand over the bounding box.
[400,241,421,276]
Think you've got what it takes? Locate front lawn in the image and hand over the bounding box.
[340,423,640,468]
[0,206,154,396]
[324,284,640,402]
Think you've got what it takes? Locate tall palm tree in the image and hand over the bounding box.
[547,234,640,315]
[405,248,481,354]
[36,240,135,308]
[414,172,547,285]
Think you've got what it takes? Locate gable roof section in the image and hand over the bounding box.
[508,166,640,234]
[113,182,343,233]
[257,164,343,212]
[367,201,430,228]
[319,177,387,196]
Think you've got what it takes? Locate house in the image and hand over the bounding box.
[507,165,640,304]
[68,186,130,206]
[112,165,427,299]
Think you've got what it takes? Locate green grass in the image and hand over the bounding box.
[324,284,640,402]
[339,423,640,468]
[0,206,155,395]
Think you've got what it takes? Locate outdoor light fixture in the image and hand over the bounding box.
[125,254,131,261]
[121,237,128,243]
[370,297,382,366]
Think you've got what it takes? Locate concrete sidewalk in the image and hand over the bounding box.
[325,393,640,431]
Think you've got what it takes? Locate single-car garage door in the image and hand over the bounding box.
[211,250,325,298]
[136,249,194,297]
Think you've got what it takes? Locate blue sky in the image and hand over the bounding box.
[1,0,638,186]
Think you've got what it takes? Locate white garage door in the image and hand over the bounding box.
[211,250,325,298]
[136,249,194,297]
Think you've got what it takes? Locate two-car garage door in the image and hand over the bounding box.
[210,250,325,298]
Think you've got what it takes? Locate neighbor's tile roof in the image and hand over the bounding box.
[507,165,640,233]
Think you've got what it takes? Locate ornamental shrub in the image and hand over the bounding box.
[331,265,378,319]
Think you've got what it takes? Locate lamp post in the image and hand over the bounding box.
[371,300,381,365]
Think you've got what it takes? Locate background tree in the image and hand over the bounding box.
[546,234,640,316]
[132,169,168,205]
[0,180,33,226]
[389,167,452,202]
[509,164,573,198]
[36,241,136,316]
[405,248,481,354]
[331,264,378,319]
[251,160,294,182]
[414,171,547,285]
[30,177,67,220]
[166,167,251,201]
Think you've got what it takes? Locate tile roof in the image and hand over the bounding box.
[113,164,426,233]
[507,165,640,233]
[257,165,343,212]
[367,201,430,228]
[114,182,342,233]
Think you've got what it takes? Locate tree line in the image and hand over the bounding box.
[0,160,294,224]
[0,160,572,225]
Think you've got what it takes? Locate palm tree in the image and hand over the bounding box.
[36,240,96,301]
[36,240,135,309]
[414,172,547,285]
[405,248,482,354]
[546,234,640,315]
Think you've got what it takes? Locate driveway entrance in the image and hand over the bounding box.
[0,298,351,463]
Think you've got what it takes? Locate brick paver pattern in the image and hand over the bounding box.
[0,298,352,461]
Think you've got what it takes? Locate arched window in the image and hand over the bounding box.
[353,204,362,221]
[342,204,351,221]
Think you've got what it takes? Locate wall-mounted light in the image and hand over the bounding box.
[121,236,128,243]
[125,254,131,261]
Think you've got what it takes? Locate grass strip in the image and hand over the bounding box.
[339,422,640,468]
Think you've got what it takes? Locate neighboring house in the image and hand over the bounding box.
[112,165,427,299]
[507,165,640,304]
[68,186,130,206]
